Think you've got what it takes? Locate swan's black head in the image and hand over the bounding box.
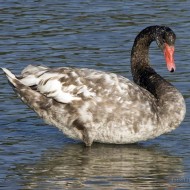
[155,26,176,72]
[131,25,177,78]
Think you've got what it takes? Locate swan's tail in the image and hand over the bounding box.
[1,67,51,115]
[2,68,18,87]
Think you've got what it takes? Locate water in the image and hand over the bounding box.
[0,0,190,189]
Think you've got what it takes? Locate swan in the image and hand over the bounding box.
[2,25,186,146]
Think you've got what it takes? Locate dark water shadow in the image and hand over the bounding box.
[10,142,184,190]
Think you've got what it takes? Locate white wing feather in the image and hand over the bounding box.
[18,66,98,104]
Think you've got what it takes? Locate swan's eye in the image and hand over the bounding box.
[164,33,176,45]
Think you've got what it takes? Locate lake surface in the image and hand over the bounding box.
[0,0,190,189]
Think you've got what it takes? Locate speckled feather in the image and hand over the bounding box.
[2,26,186,146]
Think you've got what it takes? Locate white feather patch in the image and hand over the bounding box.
[78,102,93,123]
[38,79,81,103]
[20,75,39,86]
[77,85,96,98]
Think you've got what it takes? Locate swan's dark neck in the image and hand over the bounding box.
[131,26,174,99]
[130,25,185,133]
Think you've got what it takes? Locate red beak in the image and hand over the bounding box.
[164,43,175,72]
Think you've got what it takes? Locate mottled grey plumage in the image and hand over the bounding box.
[2,26,186,146]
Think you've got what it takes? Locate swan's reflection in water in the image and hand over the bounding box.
[15,143,183,189]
